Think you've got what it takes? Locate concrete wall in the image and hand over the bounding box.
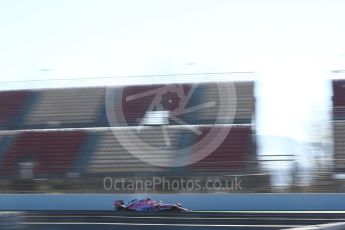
[1,193,345,211]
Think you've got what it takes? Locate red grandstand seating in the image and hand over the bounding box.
[189,126,252,171]
[333,80,345,117]
[0,91,29,127]
[0,131,86,176]
[333,80,345,173]
[0,83,256,178]
[25,87,104,127]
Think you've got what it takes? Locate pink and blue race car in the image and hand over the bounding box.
[113,197,191,212]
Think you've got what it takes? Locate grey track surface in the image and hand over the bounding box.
[23,211,345,230]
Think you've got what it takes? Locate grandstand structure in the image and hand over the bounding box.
[0,81,266,192]
[333,79,345,176]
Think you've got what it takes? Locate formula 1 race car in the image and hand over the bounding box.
[113,197,191,212]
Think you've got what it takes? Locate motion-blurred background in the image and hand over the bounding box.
[0,74,344,193]
[1,0,345,194]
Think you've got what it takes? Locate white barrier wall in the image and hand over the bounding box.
[1,193,345,211]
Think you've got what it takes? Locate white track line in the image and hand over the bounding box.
[24,222,304,228]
